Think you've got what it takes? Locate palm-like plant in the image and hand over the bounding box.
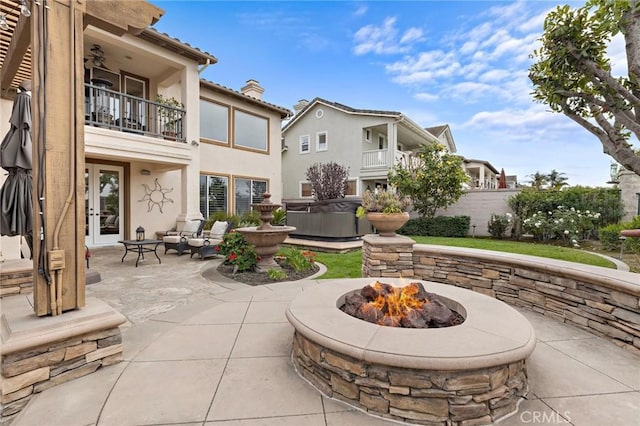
[547,169,568,190]
[526,172,548,191]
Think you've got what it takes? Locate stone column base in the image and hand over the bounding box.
[1,296,126,423]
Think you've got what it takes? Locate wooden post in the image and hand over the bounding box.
[30,0,163,316]
[31,0,85,315]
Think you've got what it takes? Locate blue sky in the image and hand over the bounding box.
[151,0,630,187]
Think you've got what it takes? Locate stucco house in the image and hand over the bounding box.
[281,98,456,200]
[463,158,500,190]
[0,7,289,258]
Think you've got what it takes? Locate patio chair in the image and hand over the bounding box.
[163,219,205,255]
[188,220,233,260]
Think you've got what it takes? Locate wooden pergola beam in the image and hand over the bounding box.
[0,13,30,98]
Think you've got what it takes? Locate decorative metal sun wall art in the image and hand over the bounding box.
[140,178,174,213]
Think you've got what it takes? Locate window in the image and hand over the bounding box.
[200,99,229,143]
[235,178,268,215]
[234,110,268,151]
[316,131,328,152]
[200,175,228,218]
[346,179,357,196]
[299,135,310,154]
[364,129,371,143]
[300,182,312,197]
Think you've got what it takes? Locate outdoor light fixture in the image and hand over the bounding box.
[0,14,9,31]
[136,226,145,241]
[607,162,620,185]
[20,0,31,17]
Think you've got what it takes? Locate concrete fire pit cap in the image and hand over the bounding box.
[286,278,536,370]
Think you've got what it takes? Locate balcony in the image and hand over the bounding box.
[84,83,186,143]
[362,149,411,169]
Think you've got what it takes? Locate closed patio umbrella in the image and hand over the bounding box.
[498,168,507,189]
[0,84,33,256]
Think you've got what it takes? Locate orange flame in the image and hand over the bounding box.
[363,282,428,326]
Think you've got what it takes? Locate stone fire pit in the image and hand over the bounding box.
[286,278,536,425]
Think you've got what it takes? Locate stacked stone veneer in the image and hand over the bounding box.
[362,235,640,355]
[292,332,528,426]
[0,261,33,298]
[1,327,123,422]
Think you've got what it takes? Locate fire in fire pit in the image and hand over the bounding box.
[341,281,465,328]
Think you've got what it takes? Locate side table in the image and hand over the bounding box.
[118,239,162,267]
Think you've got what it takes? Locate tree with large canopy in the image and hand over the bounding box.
[529,0,640,175]
[388,143,469,218]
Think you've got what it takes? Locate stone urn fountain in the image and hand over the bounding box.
[236,193,296,271]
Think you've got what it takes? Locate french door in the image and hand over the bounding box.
[85,164,124,246]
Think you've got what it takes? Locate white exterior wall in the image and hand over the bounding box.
[435,189,520,237]
[199,88,284,208]
[281,104,394,199]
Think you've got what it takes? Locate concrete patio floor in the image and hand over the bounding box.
[8,246,640,426]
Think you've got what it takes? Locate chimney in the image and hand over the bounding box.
[293,99,309,115]
[240,79,264,99]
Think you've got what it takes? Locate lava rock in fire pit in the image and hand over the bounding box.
[341,281,464,328]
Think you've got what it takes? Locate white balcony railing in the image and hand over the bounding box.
[363,149,413,169]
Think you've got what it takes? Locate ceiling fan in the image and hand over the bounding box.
[87,44,107,68]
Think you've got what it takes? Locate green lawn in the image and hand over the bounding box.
[314,251,363,279]
[314,236,616,278]
[411,236,615,269]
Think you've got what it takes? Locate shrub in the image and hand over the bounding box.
[398,216,470,237]
[278,247,315,272]
[305,162,350,200]
[509,186,622,236]
[488,213,512,239]
[239,210,261,226]
[205,212,240,230]
[598,216,640,253]
[522,206,602,246]
[216,231,258,272]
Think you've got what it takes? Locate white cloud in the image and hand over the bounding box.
[353,17,423,55]
[400,27,425,44]
[478,69,510,83]
[607,34,628,77]
[353,4,368,17]
[414,92,439,102]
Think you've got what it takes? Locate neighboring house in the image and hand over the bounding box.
[0,13,289,257]
[463,158,500,190]
[281,98,456,200]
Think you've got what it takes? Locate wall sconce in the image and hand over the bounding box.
[140,169,151,176]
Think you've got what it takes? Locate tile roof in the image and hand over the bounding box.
[199,79,292,118]
[139,28,217,65]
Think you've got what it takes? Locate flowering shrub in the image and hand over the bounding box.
[522,206,601,247]
[216,231,258,272]
[488,213,512,239]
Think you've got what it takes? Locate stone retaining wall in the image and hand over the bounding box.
[293,332,528,426]
[361,235,640,355]
[0,328,123,423]
[0,260,33,297]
